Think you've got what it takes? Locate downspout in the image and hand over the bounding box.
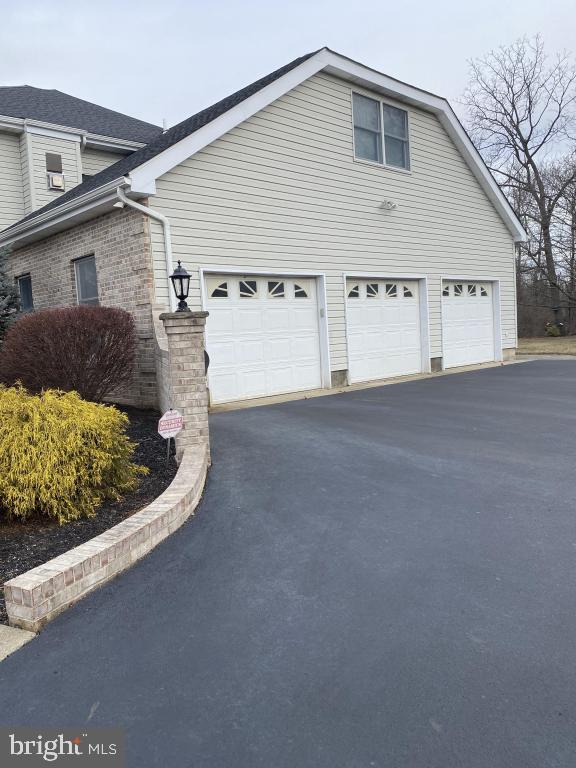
[116,186,176,312]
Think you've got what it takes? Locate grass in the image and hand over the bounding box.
[518,337,576,355]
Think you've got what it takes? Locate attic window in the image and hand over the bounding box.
[352,92,410,170]
[46,153,62,173]
[46,153,65,191]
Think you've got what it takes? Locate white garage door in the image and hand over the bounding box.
[204,275,323,404]
[346,278,422,383]
[441,281,495,368]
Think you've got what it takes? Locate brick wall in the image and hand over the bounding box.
[1,207,158,407]
[5,444,209,632]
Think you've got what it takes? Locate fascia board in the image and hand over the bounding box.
[0,178,129,248]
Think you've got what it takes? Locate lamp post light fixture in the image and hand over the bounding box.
[170,260,191,311]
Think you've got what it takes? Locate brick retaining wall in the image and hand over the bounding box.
[4,445,208,632]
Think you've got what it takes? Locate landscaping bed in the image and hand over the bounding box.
[0,407,177,625]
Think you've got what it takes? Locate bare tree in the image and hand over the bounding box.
[464,36,576,319]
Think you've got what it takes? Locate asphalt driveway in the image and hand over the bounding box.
[1,360,576,767]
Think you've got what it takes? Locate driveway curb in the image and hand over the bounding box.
[4,445,209,632]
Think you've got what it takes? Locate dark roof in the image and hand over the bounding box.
[5,50,319,232]
[0,85,162,143]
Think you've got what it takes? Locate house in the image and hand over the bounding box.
[0,84,162,235]
[0,49,526,408]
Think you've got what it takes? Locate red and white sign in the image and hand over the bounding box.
[158,409,183,439]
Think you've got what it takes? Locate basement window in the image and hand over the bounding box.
[74,255,99,305]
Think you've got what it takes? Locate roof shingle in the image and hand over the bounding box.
[0,85,162,144]
[5,50,319,232]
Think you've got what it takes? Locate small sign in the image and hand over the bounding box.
[158,409,183,439]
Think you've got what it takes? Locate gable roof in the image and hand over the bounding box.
[0,49,527,244]
[2,51,318,234]
[0,85,162,143]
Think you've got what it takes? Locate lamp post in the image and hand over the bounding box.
[170,261,191,312]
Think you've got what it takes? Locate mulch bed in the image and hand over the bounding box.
[0,406,177,625]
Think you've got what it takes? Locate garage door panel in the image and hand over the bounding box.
[265,308,292,330]
[290,335,318,358]
[209,372,238,403]
[206,274,323,403]
[265,337,292,361]
[208,308,235,333]
[346,279,423,384]
[209,340,237,365]
[237,339,265,364]
[236,309,264,332]
[241,370,269,397]
[292,307,319,329]
[442,281,495,368]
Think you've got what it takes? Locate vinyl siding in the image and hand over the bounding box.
[19,133,34,215]
[81,147,123,177]
[0,131,25,230]
[147,71,517,369]
[30,134,81,210]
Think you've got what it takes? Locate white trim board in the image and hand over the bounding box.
[0,48,527,247]
[199,266,332,389]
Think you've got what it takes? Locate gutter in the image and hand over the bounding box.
[0,178,177,312]
[116,187,176,312]
[0,113,148,151]
[0,177,128,247]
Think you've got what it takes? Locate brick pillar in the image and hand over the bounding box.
[159,310,209,461]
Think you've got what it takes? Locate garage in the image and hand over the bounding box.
[204,274,324,404]
[346,278,423,383]
[441,280,496,368]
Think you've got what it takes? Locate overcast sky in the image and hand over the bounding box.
[1,0,574,129]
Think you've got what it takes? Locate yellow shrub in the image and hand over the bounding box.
[0,386,147,524]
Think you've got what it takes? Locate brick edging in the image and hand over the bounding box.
[4,445,209,632]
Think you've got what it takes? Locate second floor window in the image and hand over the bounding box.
[74,255,99,305]
[352,93,382,164]
[353,92,410,170]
